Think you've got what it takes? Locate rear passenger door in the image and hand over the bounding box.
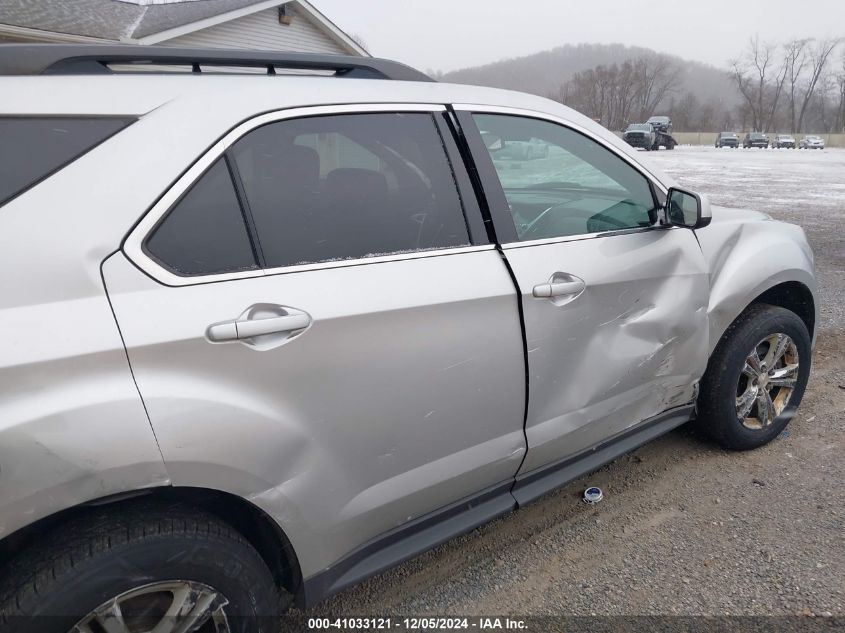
[102,105,526,576]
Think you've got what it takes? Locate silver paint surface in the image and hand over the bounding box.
[694,206,818,350]
[0,73,817,586]
[504,227,709,474]
[101,250,526,577]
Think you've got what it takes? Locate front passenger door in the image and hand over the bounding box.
[459,110,709,480]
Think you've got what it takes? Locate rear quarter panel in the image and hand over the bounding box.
[0,87,175,539]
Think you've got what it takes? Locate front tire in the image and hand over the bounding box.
[0,501,283,633]
[696,304,811,450]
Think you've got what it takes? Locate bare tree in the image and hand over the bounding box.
[764,53,789,132]
[814,72,837,131]
[784,39,809,132]
[730,36,777,131]
[563,63,637,129]
[632,56,681,120]
[670,92,699,131]
[796,38,842,132]
[560,56,679,130]
[837,53,845,133]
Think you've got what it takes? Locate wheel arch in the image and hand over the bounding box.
[709,279,817,357]
[750,281,815,341]
[698,212,817,355]
[0,486,304,603]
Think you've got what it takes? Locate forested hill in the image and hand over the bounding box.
[440,43,736,105]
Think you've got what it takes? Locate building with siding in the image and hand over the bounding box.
[0,0,367,57]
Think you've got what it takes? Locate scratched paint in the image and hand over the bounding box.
[505,227,710,475]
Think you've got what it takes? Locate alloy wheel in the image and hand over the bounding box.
[71,580,230,633]
[735,333,799,430]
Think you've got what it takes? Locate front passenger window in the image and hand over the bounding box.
[473,114,657,241]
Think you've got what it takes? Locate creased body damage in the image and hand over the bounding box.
[695,206,818,350]
[505,227,709,476]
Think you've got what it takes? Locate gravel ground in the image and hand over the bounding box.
[308,145,845,618]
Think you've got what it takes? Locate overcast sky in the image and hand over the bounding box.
[311,0,845,73]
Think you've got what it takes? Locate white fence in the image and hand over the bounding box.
[672,132,844,148]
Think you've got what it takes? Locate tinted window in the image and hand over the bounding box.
[0,117,129,207]
[145,158,258,276]
[231,112,470,267]
[473,114,657,241]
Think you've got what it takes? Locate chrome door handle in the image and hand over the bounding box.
[532,279,586,298]
[207,312,311,342]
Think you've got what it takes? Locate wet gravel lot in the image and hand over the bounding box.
[308,146,845,618]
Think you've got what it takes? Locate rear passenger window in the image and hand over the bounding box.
[0,117,130,207]
[145,159,258,276]
[231,112,470,268]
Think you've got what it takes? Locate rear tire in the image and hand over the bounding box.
[0,501,284,633]
[696,304,811,450]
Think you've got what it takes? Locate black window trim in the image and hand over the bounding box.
[432,112,489,246]
[141,156,261,277]
[0,115,135,208]
[451,104,677,249]
[224,151,267,268]
[124,103,494,287]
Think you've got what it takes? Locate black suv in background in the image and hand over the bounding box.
[743,132,769,148]
[715,132,739,148]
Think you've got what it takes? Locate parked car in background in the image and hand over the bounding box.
[743,132,769,148]
[799,135,825,149]
[646,115,672,134]
[715,132,739,148]
[497,137,550,160]
[623,123,656,150]
[0,44,818,632]
[772,134,796,149]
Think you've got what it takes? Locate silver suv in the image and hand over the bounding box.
[0,46,817,632]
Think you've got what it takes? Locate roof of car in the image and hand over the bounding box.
[0,44,429,80]
[0,61,679,194]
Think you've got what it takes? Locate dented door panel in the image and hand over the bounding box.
[505,228,709,475]
[102,248,526,578]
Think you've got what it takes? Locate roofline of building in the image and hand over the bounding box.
[0,1,368,56]
[296,0,368,56]
[127,0,369,56]
[0,23,116,44]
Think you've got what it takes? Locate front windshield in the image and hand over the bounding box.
[627,124,651,131]
[750,133,765,139]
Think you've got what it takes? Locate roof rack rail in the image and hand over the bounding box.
[0,44,434,82]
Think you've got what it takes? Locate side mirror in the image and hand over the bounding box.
[666,187,712,229]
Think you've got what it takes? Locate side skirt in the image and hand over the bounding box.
[298,404,694,608]
[298,481,516,608]
[512,405,694,506]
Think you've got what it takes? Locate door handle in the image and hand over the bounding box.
[532,279,586,298]
[207,312,311,342]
